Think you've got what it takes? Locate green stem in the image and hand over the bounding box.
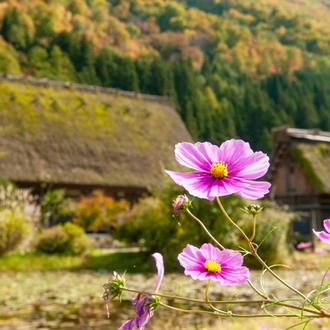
[205,279,227,315]
[215,197,253,249]
[122,288,324,316]
[186,209,225,249]
[250,214,257,241]
[159,302,320,319]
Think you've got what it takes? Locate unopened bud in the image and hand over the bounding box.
[242,204,263,215]
[172,194,190,216]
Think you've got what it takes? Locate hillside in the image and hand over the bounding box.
[0,0,330,151]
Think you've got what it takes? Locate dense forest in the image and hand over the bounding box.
[1,0,330,152]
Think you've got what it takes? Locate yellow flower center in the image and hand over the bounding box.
[204,260,221,273]
[210,162,228,179]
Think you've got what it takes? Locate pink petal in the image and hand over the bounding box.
[313,229,330,244]
[185,269,207,280]
[323,219,330,234]
[218,139,254,164]
[152,253,164,293]
[215,266,250,285]
[178,245,206,269]
[195,142,222,163]
[174,142,212,171]
[218,250,244,267]
[164,170,199,185]
[236,181,271,200]
[199,243,222,261]
[207,177,250,199]
[230,152,270,179]
[165,170,217,200]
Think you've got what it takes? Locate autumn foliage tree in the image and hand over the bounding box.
[73,190,129,232]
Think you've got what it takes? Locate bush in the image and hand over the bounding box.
[0,208,33,255]
[35,222,93,255]
[73,190,128,231]
[40,189,76,227]
[62,222,93,255]
[35,225,68,254]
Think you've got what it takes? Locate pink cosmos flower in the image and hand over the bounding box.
[178,243,250,286]
[120,253,164,330]
[165,140,271,201]
[313,219,330,244]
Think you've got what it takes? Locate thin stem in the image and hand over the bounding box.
[121,288,323,316]
[159,302,224,316]
[250,214,257,241]
[205,279,227,315]
[246,279,268,299]
[215,197,252,249]
[159,302,320,319]
[186,209,225,249]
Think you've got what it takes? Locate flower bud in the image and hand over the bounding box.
[172,194,190,216]
[103,271,126,303]
[242,204,263,215]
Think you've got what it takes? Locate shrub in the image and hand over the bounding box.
[73,190,128,231]
[40,189,76,227]
[0,208,33,255]
[62,222,93,255]
[35,225,68,254]
[35,222,92,255]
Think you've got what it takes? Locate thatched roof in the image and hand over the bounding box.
[0,75,193,191]
[268,126,330,194]
[292,142,330,193]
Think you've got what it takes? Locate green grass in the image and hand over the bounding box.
[0,249,157,272]
[0,251,83,271]
[81,249,156,273]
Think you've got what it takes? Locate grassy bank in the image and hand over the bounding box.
[0,249,159,273]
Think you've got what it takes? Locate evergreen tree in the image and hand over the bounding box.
[113,56,139,91]
[95,48,119,87]
[27,45,51,78]
[48,45,77,82]
[1,7,33,50]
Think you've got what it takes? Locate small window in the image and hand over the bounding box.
[287,165,296,191]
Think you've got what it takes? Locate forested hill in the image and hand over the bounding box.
[1,0,330,152]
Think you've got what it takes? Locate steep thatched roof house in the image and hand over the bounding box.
[267,126,330,237]
[0,75,193,201]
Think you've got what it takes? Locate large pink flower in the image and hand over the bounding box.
[313,219,330,244]
[165,140,271,201]
[178,243,250,286]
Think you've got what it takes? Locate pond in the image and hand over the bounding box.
[0,269,328,329]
